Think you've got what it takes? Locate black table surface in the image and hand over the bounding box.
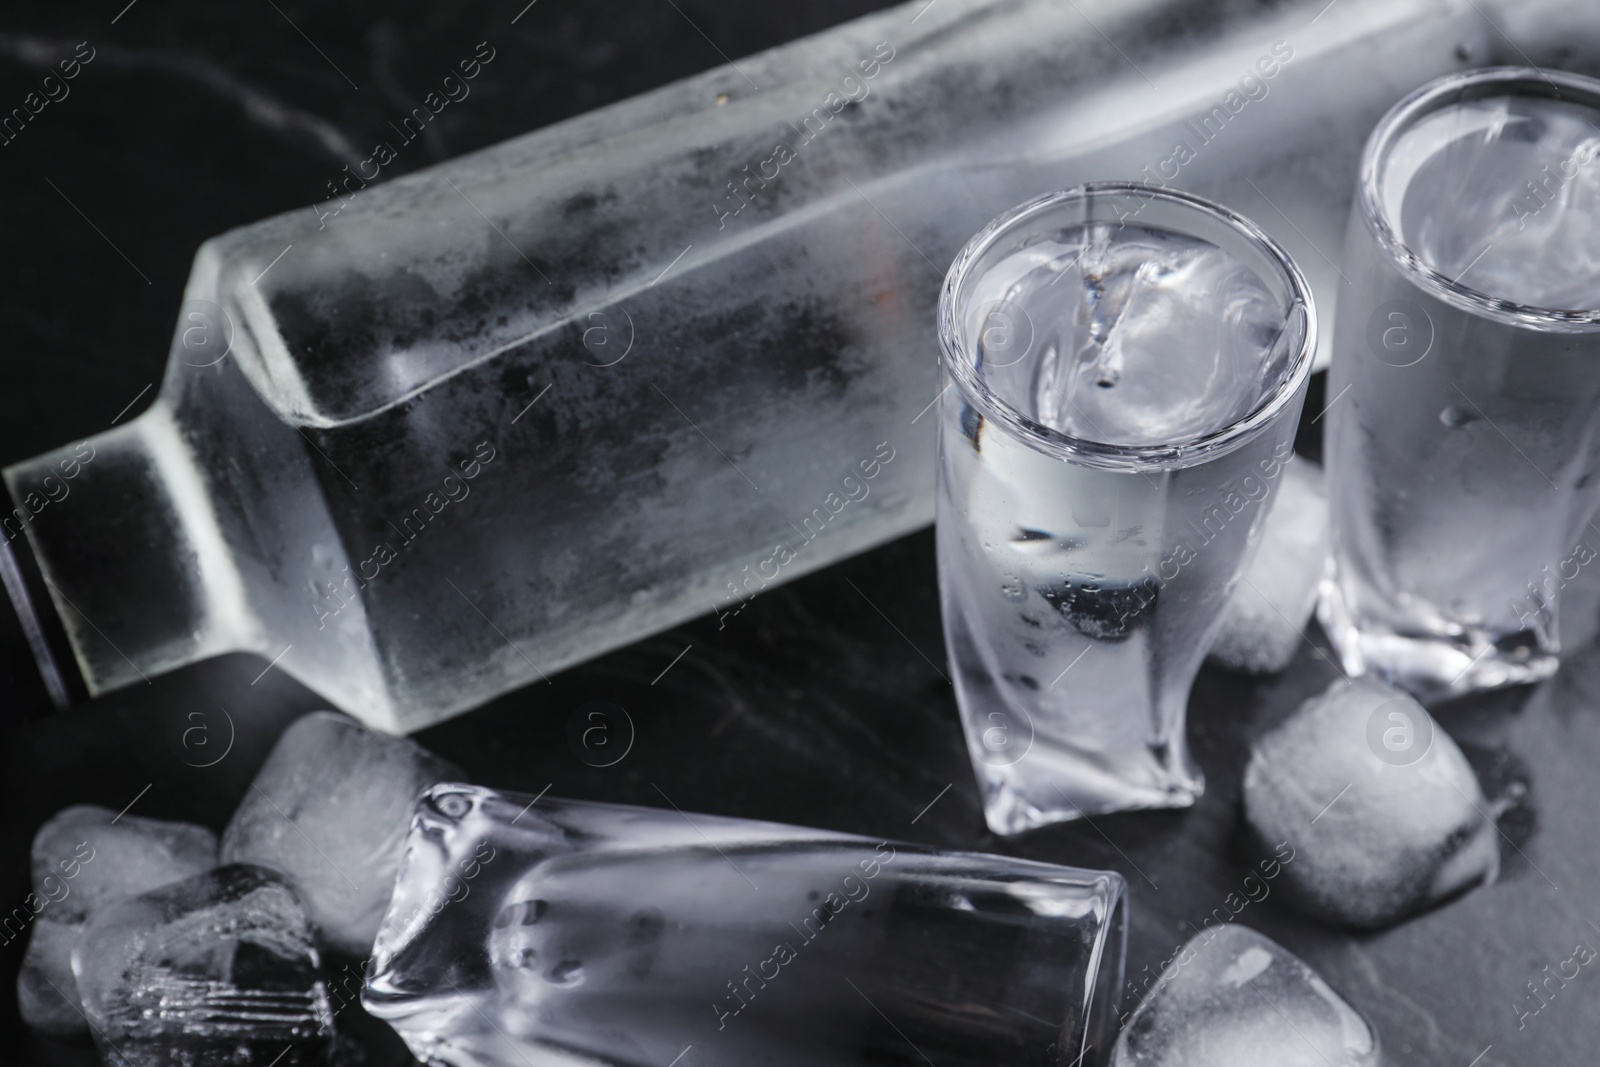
[2,3,1596,1065]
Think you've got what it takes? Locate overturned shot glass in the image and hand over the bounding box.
[364,786,1127,1067]
[936,184,1316,834]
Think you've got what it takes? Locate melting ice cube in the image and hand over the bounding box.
[1207,458,1328,675]
[16,918,84,1040]
[1111,924,1379,1067]
[1242,676,1499,928]
[16,804,216,1039]
[31,804,219,925]
[221,711,461,955]
[74,864,334,1066]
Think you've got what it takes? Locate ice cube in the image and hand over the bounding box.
[16,805,217,1039]
[32,804,219,924]
[1207,458,1328,674]
[1242,676,1499,928]
[16,919,84,1039]
[221,711,461,955]
[1111,924,1379,1067]
[74,864,335,1067]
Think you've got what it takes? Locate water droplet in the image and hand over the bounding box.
[1439,405,1478,429]
[1000,575,1026,600]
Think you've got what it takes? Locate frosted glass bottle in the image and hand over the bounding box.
[0,0,1516,731]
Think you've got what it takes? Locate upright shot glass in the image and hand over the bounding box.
[937,184,1317,835]
[1320,68,1600,700]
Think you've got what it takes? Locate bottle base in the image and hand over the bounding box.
[0,514,88,710]
[1317,575,1559,703]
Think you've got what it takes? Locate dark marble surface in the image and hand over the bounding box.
[2,2,1598,1066]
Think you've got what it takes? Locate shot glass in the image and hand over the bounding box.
[1320,68,1600,700]
[365,786,1128,1067]
[936,184,1317,835]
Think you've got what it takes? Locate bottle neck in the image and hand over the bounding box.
[1,404,245,704]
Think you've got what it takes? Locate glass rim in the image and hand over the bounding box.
[1360,65,1600,331]
[938,182,1317,472]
